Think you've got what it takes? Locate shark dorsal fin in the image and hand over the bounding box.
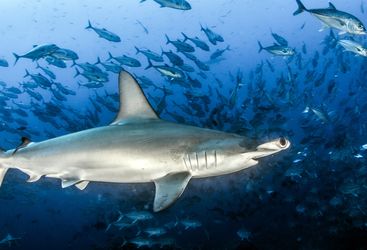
[328,2,336,10]
[111,71,158,125]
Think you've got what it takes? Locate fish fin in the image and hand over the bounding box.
[0,168,9,187]
[328,2,336,10]
[61,179,81,188]
[75,181,89,190]
[107,52,114,61]
[318,23,329,32]
[86,20,93,29]
[111,71,158,124]
[74,68,81,78]
[293,0,308,15]
[135,46,141,54]
[27,173,42,183]
[257,41,263,53]
[181,32,189,42]
[165,34,171,44]
[12,137,32,155]
[153,171,192,212]
[145,59,154,70]
[13,53,20,65]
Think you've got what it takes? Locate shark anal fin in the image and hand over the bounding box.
[12,137,32,155]
[27,174,42,183]
[61,179,81,188]
[75,181,89,190]
[111,71,158,125]
[0,168,9,187]
[153,171,192,212]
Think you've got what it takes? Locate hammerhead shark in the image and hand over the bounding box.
[0,71,290,212]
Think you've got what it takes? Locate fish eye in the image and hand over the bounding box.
[279,137,287,147]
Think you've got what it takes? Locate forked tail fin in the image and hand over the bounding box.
[293,0,308,16]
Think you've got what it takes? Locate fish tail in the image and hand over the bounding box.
[0,149,9,188]
[74,68,81,78]
[226,45,231,51]
[293,0,307,16]
[145,59,153,70]
[257,41,263,53]
[86,20,93,29]
[135,46,141,55]
[13,53,20,65]
[24,69,30,78]
[95,57,102,65]
[165,34,171,45]
[107,52,114,61]
[181,32,189,42]
[71,60,77,67]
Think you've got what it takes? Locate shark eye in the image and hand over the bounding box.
[279,137,287,147]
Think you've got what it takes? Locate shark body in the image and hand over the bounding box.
[0,71,290,211]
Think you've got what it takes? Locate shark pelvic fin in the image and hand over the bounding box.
[61,179,81,188]
[153,171,192,212]
[12,137,32,155]
[75,181,89,190]
[111,71,158,125]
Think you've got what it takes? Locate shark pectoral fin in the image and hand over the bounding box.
[0,168,9,187]
[75,181,89,190]
[61,179,81,188]
[153,171,192,212]
[110,71,158,125]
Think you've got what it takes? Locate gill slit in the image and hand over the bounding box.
[214,150,217,168]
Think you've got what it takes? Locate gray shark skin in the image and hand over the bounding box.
[0,71,290,212]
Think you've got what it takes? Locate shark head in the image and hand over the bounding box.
[190,137,290,178]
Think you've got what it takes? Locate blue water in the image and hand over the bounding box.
[0,0,367,249]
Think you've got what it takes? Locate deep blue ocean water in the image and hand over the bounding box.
[0,0,367,249]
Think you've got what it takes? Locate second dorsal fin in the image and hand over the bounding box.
[111,71,158,125]
[12,137,32,155]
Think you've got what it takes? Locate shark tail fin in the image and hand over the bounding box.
[0,149,9,188]
[293,0,308,16]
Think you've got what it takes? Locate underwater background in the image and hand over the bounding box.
[0,0,367,249]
